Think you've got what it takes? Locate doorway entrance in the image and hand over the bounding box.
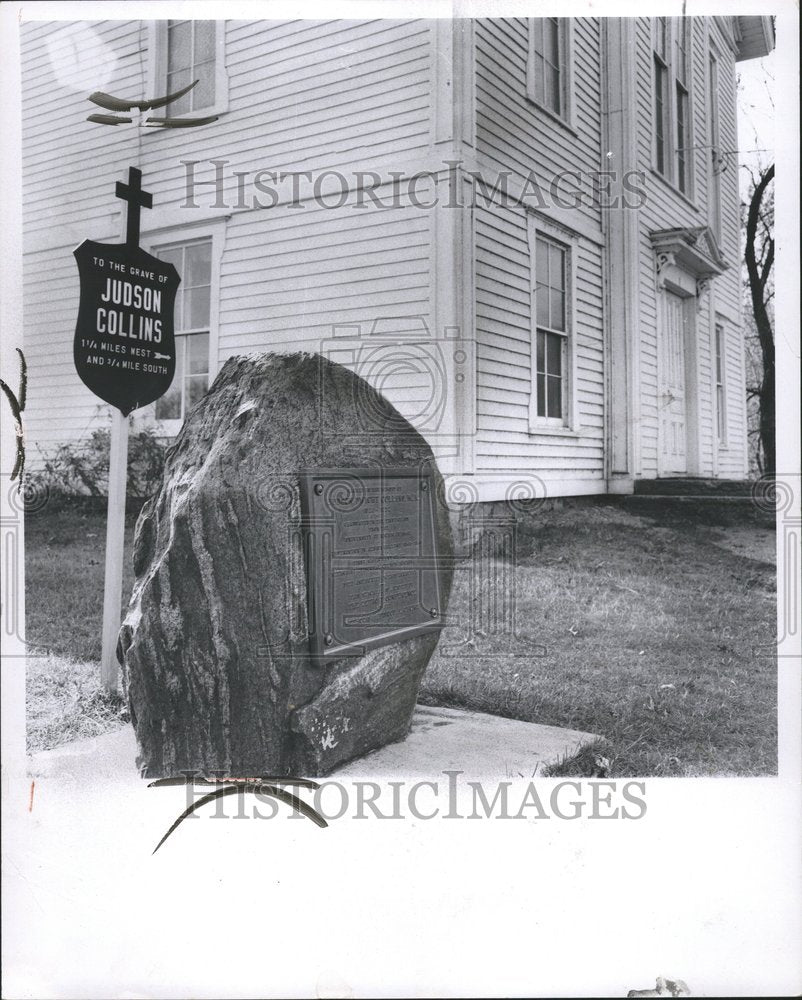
[659,289,690,475]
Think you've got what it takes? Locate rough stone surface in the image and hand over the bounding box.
[118,353,453,778]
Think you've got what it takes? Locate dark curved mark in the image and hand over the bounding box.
[86,113,133,126]
[151,781,328,855]
[147,775,320,791]
[144,115,219,129]
[0,349,27,481]
[17,349,27,411]
[260,784,329,830]
[88,79,198,113]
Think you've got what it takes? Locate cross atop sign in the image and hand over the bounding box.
[115,166,153,247]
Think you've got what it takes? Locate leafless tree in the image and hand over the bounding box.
[743,164,774,476]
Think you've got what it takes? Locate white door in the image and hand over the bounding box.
[659,291,688,475]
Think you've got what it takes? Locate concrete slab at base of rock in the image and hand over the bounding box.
[28,708,599,782]
[336,706,598,778]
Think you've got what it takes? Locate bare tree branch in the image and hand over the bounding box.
[744,163,775,475]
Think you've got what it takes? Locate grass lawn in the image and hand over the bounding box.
[24,499,139,753]
[24,498,140,663]
[422,498,777,777]
[24,496,777,774]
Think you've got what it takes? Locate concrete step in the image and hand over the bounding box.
[634,478,757,497]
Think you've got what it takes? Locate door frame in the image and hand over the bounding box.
[656,274,701,477]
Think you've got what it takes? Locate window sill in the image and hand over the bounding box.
[525,96,578,138]
[648,168,701,213]
[527,424,583,438]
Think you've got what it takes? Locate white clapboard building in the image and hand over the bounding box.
[21,16,774,503]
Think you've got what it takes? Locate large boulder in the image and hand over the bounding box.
[118,353,453,777]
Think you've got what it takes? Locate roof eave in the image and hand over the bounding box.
[650,226,730,280]
[735,16,776,63]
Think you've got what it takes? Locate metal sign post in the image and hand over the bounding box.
[100,407,129,690]
[73,166,180,692]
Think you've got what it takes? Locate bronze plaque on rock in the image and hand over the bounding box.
[300,468,444,663]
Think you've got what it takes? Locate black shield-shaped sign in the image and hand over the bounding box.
[73,240,180,416]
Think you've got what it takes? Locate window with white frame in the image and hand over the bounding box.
[151,20,228,117]
[153,239,212,425]
[653,17,670,176]
[708,50,722,239]
[527,19,571,123]
[532,232,571,425]
[652,16,694,196]
[714,320,727,445]
[674,19,691,194]
[166,21,216,114]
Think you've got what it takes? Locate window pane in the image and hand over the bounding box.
[188,332,209,374]
[654,62,666,174]
[532,18,544,57]
[676,19,688,84]
[655,17,667,59]
[545,66,560,114]
[546,19,560,65]
[676,86,688,192]
[193,67,215,110]
[155,336,185,419]
[536,282,550,327]
[156,248,184,328]
[151,240,215,425]
[168,21,192,73]
[549,290,565,331]
[534,237,569,424]
[533,52,545,103]
[157,246,182,270]
[194,21,216,63]
[187,286,211,329]
[167,70,192,116]
[185,241,212,286]
[546,332,562,376]
[549,244,565,289]
[536,236,549,283]
[186,374,209,410]
[547,375,562,418]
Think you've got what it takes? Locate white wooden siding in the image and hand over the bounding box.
[21,21,145,459]
[472,18,605,489]
[21,16,751,486]
[216,183,437,436]
[709,21,747,476]
[475,18,603,234]
[21,19,435,465]
[474,202,605,478]
[634,16,746,479]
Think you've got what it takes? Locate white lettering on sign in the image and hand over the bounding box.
[96,308,163,343]
[100,278,162,313]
